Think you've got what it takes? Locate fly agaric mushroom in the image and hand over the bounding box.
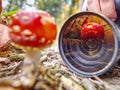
[0,24,10,48]
[8,10,57,86]
[9,10,57,48]
[81,23,105,40]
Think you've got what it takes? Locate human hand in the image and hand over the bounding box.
[82,0,117,21]
[0,0,2,14]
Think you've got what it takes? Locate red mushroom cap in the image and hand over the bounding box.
[9,10,57,48]
[0,24,10,48]
[81,23,105,40]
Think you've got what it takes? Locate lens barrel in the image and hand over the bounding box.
[58,12,120,77]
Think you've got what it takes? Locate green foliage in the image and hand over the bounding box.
[36,0,68,18]
[2,0,81,29]
[3,0,25,12]
[1,10,19,17]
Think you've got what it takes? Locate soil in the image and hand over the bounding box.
[0,42,120,90]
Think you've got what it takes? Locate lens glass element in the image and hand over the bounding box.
[61,13,115,74]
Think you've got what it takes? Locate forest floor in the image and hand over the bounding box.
[0,42,120,90]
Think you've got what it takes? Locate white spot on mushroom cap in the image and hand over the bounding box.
[39,37,45,43]
[22,16,29,20]
[41,17,55,25]
[12,25,20,32]
[29,35,36,41]
[22,29,32,35]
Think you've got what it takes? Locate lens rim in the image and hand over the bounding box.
[58,11,119,77]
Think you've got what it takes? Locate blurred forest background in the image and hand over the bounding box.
[2,0,81,30]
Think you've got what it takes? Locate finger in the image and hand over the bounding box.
[0,0,2,14]
[81,0,87,11]
[100,0,117,20]
[87,0,101,13]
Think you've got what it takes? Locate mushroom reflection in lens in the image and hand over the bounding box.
[59,12,118,77]
[80,22,105,56]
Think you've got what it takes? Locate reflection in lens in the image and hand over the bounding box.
[61,13,115,75]
[80,38,102,56]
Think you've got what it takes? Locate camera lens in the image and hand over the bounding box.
[59,12,118,77]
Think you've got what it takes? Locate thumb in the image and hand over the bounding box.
[87,0,101,13]
[81,0,87,11]
[100,0,117,21]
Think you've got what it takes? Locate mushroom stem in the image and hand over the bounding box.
[23,50,41,65]
[21,50,41,76]
[20,50,41,87]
